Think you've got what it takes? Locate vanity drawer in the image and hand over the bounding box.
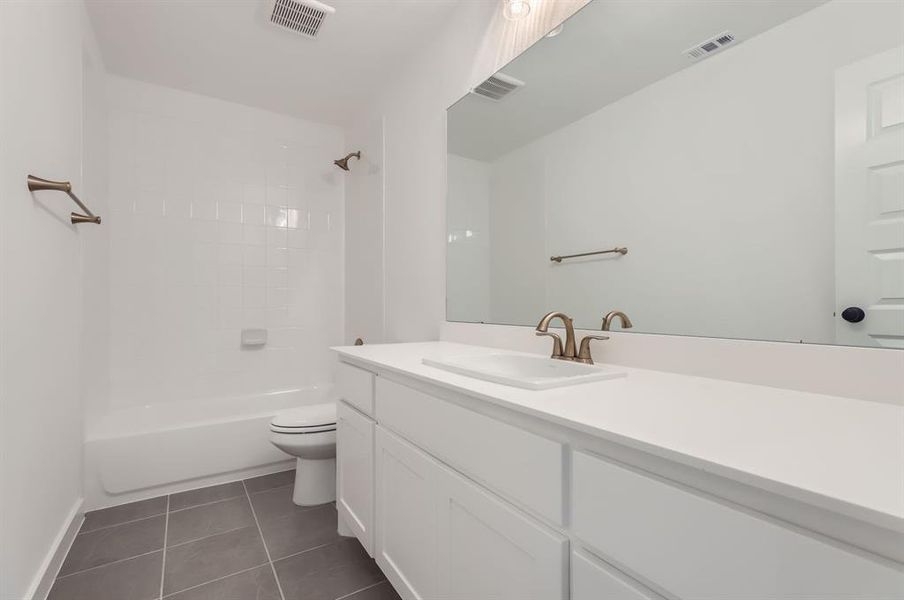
[375,377,565,525]
[572,451,904,598]
[572,549,661,600]
[336,361,375,416]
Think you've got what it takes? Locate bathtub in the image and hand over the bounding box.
[83,386,332,509]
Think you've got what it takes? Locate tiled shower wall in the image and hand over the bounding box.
[103,75,344,410]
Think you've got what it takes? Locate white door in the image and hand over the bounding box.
[436,462,568,600]
[374,426,441,600]
[337,401,375,555]
[835,46,904,347]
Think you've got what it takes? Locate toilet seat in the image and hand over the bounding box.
[270,402,336,434]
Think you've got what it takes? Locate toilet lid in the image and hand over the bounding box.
[271,402,336,429]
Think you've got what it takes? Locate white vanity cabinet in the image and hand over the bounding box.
[337,363,570,600]
[336,400,374,555]
[335,353,904,600]
[375,426,568,600]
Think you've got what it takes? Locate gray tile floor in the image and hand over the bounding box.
[49,470,400,600]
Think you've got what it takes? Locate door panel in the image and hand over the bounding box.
[437,466,568,600]
[376,426,568,600]
[835,46,904,347]
[375,427,440,600]
[337,401,374,554]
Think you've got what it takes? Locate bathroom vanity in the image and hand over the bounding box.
[333,341,903,599]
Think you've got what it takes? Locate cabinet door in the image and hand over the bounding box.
[375,426,441,600]
[337,401,374,555]
[436,452,569,600]
[572,549,662,600]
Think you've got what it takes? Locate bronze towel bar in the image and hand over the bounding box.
[27,175,101,225]
[550,246,627,263]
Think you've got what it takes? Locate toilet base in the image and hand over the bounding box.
[292,457,336,506]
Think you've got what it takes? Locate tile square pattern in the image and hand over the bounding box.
[166,495,255,546]
[165,565,281,600]
[163,526,268,595]
[48,551,163,600]
[274,538,385,600]
[106,84,345,409]
[48,471,393,600]
[59,515,166,576]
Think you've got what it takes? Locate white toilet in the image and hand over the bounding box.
[269,403,337,506]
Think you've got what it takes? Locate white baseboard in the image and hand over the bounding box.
[27,497,84,600]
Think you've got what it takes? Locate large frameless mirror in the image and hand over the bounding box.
[446,0,904,348]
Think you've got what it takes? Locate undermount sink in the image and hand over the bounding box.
[422,353,626,390]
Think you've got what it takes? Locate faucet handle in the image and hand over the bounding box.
[536,331,564,358]
[577,334,609,364]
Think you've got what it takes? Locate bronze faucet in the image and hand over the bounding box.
[535,311,576,360]
[536,311,608,365]
[602,310,633,331]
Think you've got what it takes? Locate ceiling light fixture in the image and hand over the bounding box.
[503,0,531,21]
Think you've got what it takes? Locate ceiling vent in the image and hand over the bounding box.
[471,72,525,101]
[267,0,335,39]
[684,31,737,60]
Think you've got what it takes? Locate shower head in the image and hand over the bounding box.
[334,151,361,171]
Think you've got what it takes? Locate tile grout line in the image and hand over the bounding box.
[160,561,271,599]
[55,548,164,580]
[335,580,388,600]
[158,495,170,600]
[266,539,339,564]
[78,511,167,535]
[168,493,246,514]
[243,479,287,600]
[165,523,253,550]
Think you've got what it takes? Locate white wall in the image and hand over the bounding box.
[95,76,345,415]
[454,0,903,345]
[447,154,491,323]
[345,118,386,344]
[0,2,99,597]
[364,0,590,342]
[81,17,112,432]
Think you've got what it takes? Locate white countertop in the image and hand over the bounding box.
[333,341,904,531]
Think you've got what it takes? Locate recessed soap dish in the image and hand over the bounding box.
[241,328,268,347]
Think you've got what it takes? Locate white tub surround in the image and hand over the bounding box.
[333,341,903,599]
[83,387,330,509]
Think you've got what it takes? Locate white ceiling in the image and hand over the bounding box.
[85,0,462,126]
[448,0,828,161]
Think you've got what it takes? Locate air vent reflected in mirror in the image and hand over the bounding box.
[685,31,737,60]
[471,72,526,101]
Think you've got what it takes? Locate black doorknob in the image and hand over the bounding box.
[841,307,866,323]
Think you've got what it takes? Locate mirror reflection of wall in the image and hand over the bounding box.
[446,0,904,348]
